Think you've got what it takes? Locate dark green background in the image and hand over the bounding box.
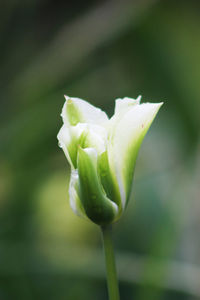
[0,0,200,299]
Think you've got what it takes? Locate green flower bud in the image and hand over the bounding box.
[57,95,163,225]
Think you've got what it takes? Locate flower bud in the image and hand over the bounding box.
[57,95,163,225]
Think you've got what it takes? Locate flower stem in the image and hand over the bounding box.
[101,225,120,300]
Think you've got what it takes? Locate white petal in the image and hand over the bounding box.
[57,122,107,168]
[81,124,107,155]
[69,170,87,218]
[57,124,72,165]
[57,123,87,168]
[105,96,142,134]
[108,101,163,209]
[114,96,141,115]
[61,95,109,125]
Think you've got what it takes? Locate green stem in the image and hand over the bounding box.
[101,225,120,300]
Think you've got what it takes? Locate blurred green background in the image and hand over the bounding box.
[0,0,200,299]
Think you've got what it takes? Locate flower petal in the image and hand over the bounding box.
[105,96,141,134]
[108,101,163,209]
[114,96,141,115]
[57,123,107,168]
[61,95,109,126]
[97,151,122,213]
[77,147,118,225]
[69,169,87,218]
[80,124,107,155]
[57,123,86,168]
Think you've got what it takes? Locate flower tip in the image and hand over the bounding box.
[145,101,164,109]
[64,94,70,100]
[64,95,73,105]
[151,101,164,113]
[136,95,142,103]
[149,101,163,117]
[157,101,164,109]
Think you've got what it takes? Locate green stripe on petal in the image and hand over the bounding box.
[62,95,109,126]
[77,147,118,225]
[98,151,122,213]
[66,99,84,125]
[108,101,163,209]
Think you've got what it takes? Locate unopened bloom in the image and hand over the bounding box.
[57,95,163,225]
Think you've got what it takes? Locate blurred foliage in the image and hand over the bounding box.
[0,0,200,299]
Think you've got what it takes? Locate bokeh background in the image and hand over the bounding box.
[0,0,200,299]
